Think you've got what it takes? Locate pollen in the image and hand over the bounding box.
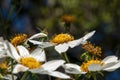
[61,15,75,23]
[82,42,102,56]
[50,33,74,44]
[10,34,27,46]
[19,57,41,69]
[80,59,104,72]
[0,62,8,69]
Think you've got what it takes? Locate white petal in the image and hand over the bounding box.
[29,40,54,48]
[103,62,120,71]
[29,68,44,73]
[102,62,117,69]
[82,30,96,43]
[55,43,69,54]
[0,55,6,63]
[5,41,14,58]
[38,42,54,48]
[0,47,4,51]
[103,56,118,64]
[0,37,4,41]
[31,48,46,62]
[28,40,42,45]
[88,64,102,71]
[6,48,13,59]
[3,42,8,50]
[17,46,30,57]
[48,71,70,79]
[83,30,96,40]
[7,42,20,60]
[29,33,47,40]
[13,64,28,73]
[42,60,65,71]
[0,54,7,58]
[68,38,83,48]
[64,63,86,74]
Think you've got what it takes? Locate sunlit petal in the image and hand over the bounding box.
[103,62,120,71]
[68,38,83,48]
[102,62,117,69]
[7,42,20,61]
[82,30,96,43]
[31,48,46,62]
[42,60,65,71]
[103,56,118,64]
[55,43,69,54]
[13,64,28,73]
[48,71,70,79]
[29,33,47,40]
[28,40,42,45]
[29,39,54,48]
[64,63,86,74]
[28,40,53,48]
[38,42,54,48]
[17,46,29,57]
[29,68,44,73]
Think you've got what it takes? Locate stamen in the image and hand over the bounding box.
[19,57,41,69]
[50,33,74,44]
[10,34,27,46]
[0,62,7,69]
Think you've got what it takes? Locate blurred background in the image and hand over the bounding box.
[0,0,120,80]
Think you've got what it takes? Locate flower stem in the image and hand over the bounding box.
[65,22,71,33]
[63,53,70,63]
[21,72,29,80]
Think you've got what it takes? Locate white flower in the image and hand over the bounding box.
[52,30,96,54]
[7,43,70,79]
[63,56,120,74]
[6,42,46,61]
[28,31,96,53]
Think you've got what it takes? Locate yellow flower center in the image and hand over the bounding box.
[19,57,41,69]
[0,62,7,69]
[50,33,74,44]
[80,60,104,72]
[10,34,27,46]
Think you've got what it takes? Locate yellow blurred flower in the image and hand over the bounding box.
[61,15,75,23]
